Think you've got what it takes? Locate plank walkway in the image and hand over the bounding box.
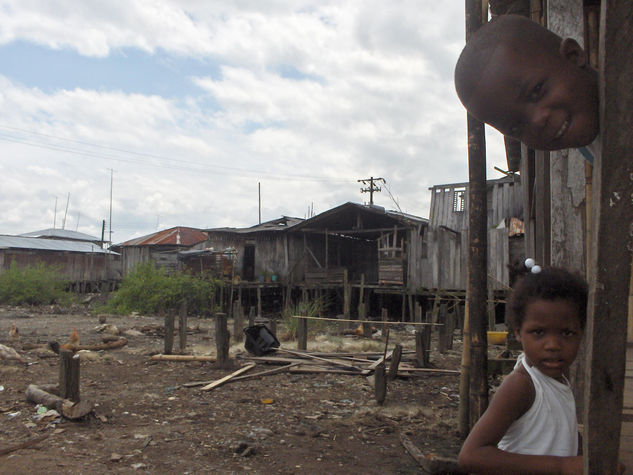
[621,345,633,473]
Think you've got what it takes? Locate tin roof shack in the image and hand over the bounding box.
[20,228,105,247]
[0,235,120,290]
[201,217,303,283]
[112,227,208,276]
[425,175,524,290]
[287,202,429,289]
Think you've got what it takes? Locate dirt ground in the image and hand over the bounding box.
[0,303,465,474]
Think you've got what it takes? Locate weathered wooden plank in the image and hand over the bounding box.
[583,1,633,472]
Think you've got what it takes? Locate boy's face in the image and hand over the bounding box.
[464,40,599,151]
[514,298,583,381]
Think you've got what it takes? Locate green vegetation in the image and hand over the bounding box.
[281,296,331,339]
[0,261,70,305]
[103,263,221,315]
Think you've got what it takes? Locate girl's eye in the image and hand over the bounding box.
[562,329,577,337]
[530,329,544,336]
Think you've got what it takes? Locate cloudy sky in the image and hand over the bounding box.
[0,1,507,244]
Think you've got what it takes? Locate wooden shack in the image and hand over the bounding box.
[424,175,524,290]
[112,226,208,275]
[0,234,120,290]
[200,216,303,283]
[287,202,428,289]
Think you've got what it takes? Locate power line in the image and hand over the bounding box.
[0,124,355,184]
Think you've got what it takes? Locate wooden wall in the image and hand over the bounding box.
[429,179,523,233]
[0,249,121,283]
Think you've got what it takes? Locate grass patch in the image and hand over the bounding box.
[101,262,221,315]
[0,261,71,305]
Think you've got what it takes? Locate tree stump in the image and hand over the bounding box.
[374,363,387,405]
[58,350,80,402]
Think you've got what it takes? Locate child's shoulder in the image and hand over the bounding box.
[491,364,536,415]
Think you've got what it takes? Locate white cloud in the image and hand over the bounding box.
[0,1,509,242]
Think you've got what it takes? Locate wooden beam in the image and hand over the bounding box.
[582,1,633,472]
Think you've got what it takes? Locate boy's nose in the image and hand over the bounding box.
[528,105,550,130]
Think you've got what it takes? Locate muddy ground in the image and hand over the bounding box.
[0,303,466,474]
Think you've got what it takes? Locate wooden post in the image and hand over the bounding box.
[343,269,351,319]
[387,344,403,381]
[215,312,229,369]
[164,310,175,355]
[269,316,277,337]
[446,312,455,350]
[297,310,308,351]
[381,307,388,334]
[58,350,80,402]
[464,0,489,429]
[583,1,633,471]
[178,299,187,353]
[233,301,244,342]
[248,306,256,327]
[374,362,387,405]
[257,286,262,317]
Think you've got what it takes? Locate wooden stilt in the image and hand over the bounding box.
[381,307,388,334]
[257,286,262,317]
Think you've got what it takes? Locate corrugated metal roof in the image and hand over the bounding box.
[205,216,304,234]
[115,227,208,247]
[0,235,115,254]
[20,228,101,242]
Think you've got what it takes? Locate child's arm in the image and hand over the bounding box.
[458,370,583,475]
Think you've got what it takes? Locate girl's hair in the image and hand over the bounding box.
[507,266,588,332]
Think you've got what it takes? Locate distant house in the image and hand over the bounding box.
[426,175,524,290]
[287,202,429,289]
[200,217,304,282]
[0,234,119,290]
[19,228,104,247]
[112,226,208,275]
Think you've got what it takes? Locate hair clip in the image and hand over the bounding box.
[524,258,541,274]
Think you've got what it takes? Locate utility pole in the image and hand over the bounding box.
[357,177,385,205]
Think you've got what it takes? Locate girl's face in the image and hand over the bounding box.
[514,298,583,381]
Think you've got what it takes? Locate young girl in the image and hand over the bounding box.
[458,265,587,474]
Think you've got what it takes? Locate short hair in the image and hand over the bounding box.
[507,266,588,332]
[454,14,563,108]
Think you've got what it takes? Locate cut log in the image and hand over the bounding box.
[184,362,300,388]
[48,338,128,354]
[25,384,94,420]
[200,364,256,391]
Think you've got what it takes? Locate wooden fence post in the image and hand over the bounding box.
[215,312,229,369]
[164,310,175,355]
[297,310,308,351]
[178,299,187,353]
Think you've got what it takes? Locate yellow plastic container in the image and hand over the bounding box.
[487,331,508,345]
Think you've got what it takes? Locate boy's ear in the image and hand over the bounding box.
[514,328,522,342]
[560,38,587,67]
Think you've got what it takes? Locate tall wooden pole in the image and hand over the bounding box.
[582,1,633,472]
[463,0,489,432]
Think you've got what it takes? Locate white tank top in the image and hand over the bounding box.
[497,353,578,456]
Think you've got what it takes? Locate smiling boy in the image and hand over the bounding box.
[454,14,599,151]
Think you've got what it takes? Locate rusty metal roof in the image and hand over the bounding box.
[115,227,208,247]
